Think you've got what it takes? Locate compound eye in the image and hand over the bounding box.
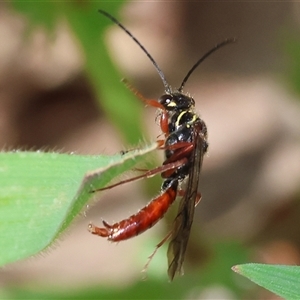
[158,94,172,106]
[158,94,176,110]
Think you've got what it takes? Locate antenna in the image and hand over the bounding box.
[178,38,236,92]
[98,9,172,94]
[99,10,235,95]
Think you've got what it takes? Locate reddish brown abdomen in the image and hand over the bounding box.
[108,183,178,242]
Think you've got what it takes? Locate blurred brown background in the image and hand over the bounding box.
[1,1,300,297]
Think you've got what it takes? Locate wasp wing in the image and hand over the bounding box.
[167,120,206,280]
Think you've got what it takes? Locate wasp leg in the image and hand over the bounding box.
[91,158,187,193]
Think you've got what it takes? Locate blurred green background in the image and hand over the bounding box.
[1,1,300,299]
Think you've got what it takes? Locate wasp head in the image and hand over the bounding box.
[158,93,195,111]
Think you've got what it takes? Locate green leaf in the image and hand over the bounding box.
[0,143,157,267]
[232,263,300,299]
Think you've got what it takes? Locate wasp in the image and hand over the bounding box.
[88,9,235,280]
